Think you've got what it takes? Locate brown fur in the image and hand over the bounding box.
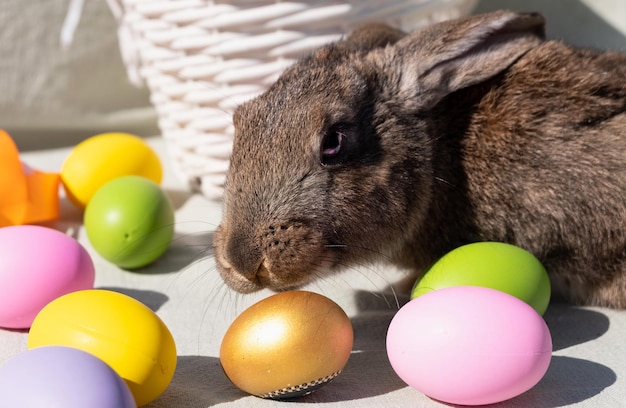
[213,10,626,307]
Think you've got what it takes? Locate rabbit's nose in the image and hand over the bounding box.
[226,231,264,280]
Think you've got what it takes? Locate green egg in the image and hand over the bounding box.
[411,242,551,315]
[84,176,174,269]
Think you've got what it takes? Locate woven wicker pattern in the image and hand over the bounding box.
[108,0,476,199]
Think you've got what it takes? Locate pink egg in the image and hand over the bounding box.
[0,225,95,329]
[386,286,552,406]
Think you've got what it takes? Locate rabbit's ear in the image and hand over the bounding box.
[307,23,405,66]
[386,10,545,110]
[343,23,406,51]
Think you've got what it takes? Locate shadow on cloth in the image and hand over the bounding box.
[463,356,617,408]
[543,302,610,351]
[120,230,215,276]
[98,287,169,312]
[146,356,245,407]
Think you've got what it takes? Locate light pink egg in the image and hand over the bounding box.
[386,286,552,406]
[0,225,95,329]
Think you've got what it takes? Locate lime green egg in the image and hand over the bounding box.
[84,176,174,269]
[411,242,550,315]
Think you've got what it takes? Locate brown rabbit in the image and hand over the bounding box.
[213,10,626,307]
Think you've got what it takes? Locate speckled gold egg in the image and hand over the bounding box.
[220,291,353,399]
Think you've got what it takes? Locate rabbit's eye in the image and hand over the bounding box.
[321,127,346,164]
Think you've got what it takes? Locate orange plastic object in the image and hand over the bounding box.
[0,130,60,226]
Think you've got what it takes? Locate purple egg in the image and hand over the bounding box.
[0,346,136,407]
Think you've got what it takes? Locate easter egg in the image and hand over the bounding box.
[28,289,177,407]
[84,175,174,269]
[61,132,162,209]
[387,286,552,406]
[411,242,550,314]
[0,346,136,407]
[220,291,353,399]
[0,225,95,329]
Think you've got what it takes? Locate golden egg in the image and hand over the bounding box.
[220,291,353,399]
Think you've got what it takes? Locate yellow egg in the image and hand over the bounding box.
[220,291,353,399]
[61,133,162,209]
[28,289,176,407]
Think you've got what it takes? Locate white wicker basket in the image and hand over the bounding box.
[107,0,477,199]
